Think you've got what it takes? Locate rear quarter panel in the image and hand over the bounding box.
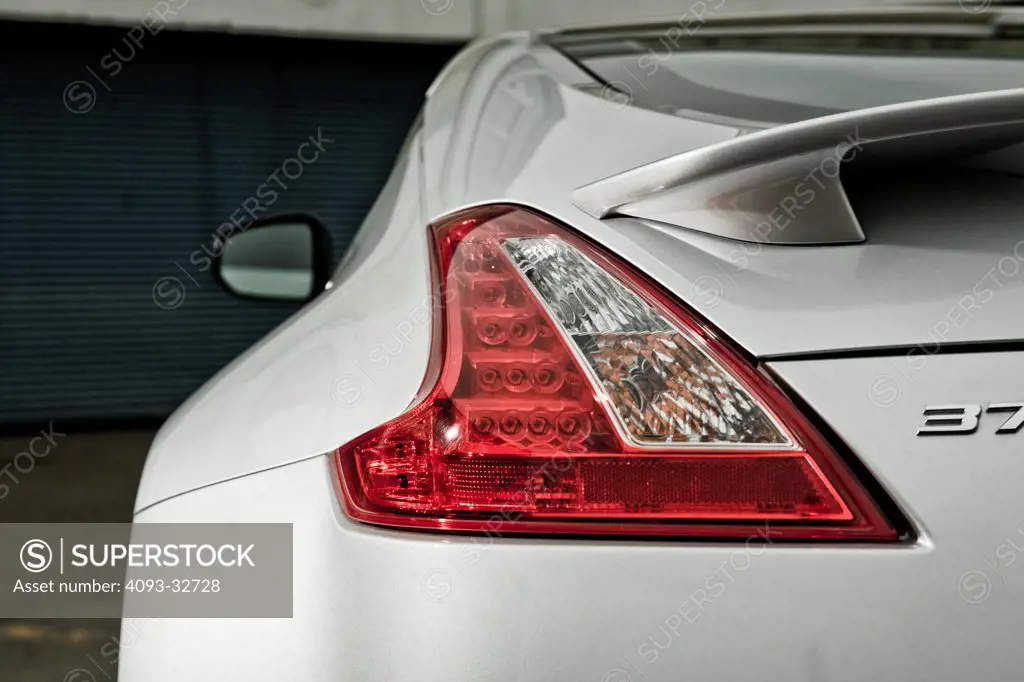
[133,131,433,511]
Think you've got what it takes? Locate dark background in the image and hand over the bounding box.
[0,19,458,680]
[0,20,457,426]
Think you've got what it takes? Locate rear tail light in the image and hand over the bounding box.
[332,206,898,540]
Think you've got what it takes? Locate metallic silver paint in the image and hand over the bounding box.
[131,23,1024,521]
[540,7,1005,41]
[122,351,1024,682]
[121,25,1024,682]
[573,88,1024,245]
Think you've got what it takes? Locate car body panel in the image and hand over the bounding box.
[133,36,746,513]
[135,31,1024,513]
[767,352,1024,545]
[133,138,433,511]
[125,30,1024,682]
[421,36,1024,357]
[123,350,1024,682]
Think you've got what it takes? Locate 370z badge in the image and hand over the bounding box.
[917,403,1024,436]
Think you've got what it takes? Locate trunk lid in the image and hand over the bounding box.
[607,160,1024,357]
[770,349,1024,569]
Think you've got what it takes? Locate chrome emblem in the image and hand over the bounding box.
[918,403,1024,436]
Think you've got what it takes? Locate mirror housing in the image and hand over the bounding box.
[213,214,332,302]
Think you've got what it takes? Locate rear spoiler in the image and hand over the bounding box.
[573,88,1024,245]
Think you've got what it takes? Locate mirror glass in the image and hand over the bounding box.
[219,222,315,300]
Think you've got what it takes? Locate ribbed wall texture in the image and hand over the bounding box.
[0,21,458,424]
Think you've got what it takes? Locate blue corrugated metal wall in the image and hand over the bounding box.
[0,21,457,424]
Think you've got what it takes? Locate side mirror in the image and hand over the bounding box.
[214,215,332,302]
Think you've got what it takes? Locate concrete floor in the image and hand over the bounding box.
[0,427,156,682]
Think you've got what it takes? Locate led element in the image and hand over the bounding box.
[333,206,900,540]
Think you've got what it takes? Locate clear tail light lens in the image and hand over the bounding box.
[332,206,899,540]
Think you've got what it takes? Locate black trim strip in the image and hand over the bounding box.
[762,339,1024,363]
[540,39,622,92]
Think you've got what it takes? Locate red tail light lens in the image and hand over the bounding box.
[332,206,899,540]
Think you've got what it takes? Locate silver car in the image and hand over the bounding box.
[121,8,1024,681]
